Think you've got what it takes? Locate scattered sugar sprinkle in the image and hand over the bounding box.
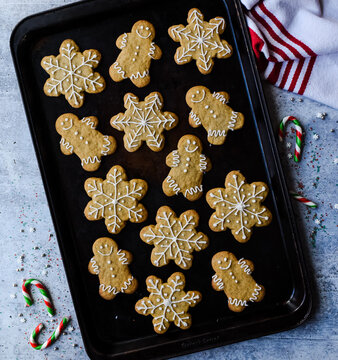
[53,347,59,351]
[20,229,24,233]
[334,204,338,209]
[334,158,338,165]
[287,153,293,159]
[41,253,46,257]
[20,318,26,323]
[41,270,48,276]
[316,112,327,119]
[10,293,17,299]
[330,129,335,132]
[13,283,17,287]
[298,98,303,102]
[18,313,23,317]
[33,246,39,250]
[313,133,319,140]
[290,97,295,102]
[286,142,292,149]
[315,219,321,225]
[29,227,36,233]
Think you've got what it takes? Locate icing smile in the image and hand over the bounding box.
[185,139,199,153]
[219,259,232,270]
[98,246,113,256]
[191,90,205,103]
[61,118,73,131]
[136,26,152,39]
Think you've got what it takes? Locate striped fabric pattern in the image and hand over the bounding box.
[245,1,316,95]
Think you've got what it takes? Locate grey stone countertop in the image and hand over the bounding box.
[0,1,337,359]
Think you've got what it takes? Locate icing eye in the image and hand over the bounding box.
[105,244,108,248]
[79,136,83,140]
[192,94,195,98]
[196,90,200,94]
[99,246,103,249]
[107,260,111,264]
[192,141,196,145]
[136,46,140,49]
[74,131,78,135]
[110,267,113,271]
[187,139,191,144]
[205,105,209,109]
[146,27,149,30]
[217,260,221,264]
[224,257,227,261]
[60,122,64,125]
[140,25,144,29]
[65,118,69,121]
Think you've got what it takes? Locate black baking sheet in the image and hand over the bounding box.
[11,0,312,359]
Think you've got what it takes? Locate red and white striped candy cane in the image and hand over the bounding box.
[29,316,70,350]
[278,116,303,162]
[22,279,54,317]
[289,191,317,208]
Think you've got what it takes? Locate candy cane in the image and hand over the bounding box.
[279,116,303,162]
[22,279,54,317]
[289,191,317,208]
[29,317,70,350]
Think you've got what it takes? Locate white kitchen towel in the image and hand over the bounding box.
[241,0,338,109]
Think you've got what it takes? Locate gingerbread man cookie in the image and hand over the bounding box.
[186,86,245,145]
[206,171,272,242]
[89,237,138,300]
[168,8,232,74]
[163,135,211,201]
[84,165,148,234]
[135,272,201,334]
[110,92,178,152]
[140,206,209,269]
[56,113,116,171]
[109,20,162,88]
[211,251,265,312]
[41,39,105,108]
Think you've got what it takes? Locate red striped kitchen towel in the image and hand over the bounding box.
[241,0,338,109]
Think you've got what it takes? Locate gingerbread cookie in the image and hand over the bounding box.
[109,20,162,88]
[89,237,138,300]
[135,272,201,334]
[162,135,211,201]
[110,92,178,152]
[211,251,265,312]
[84,165,148,234]
[41,39,105,108]
[186,86,245,145]
[140,206,209,269]
[168,8,232,74]
[56,113,116,171]
[206,171,272,242]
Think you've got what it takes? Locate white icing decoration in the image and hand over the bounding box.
[136,29,152,39]
[172,10,230,71]
[116,249,128,264]
[210,175,268,240]
[199,154,208,172]
[113,61,127,79]
[142,209,207,268]
[165,176,181,194]
[184,185,203,197]
[90,257,99,274]
[228,297,248,307]
[228,111,238,130]
[208,129,227,137]
[60,138,74,153]
[61,118,73,130]
[120,33,128,48]
[81,156,101,167]
[148,42,157,59]
[135,276,199,332]
[101,136,111,156]
[130,70,149,80]
[219,259,232,270]
[212,274,224,290]
[212,91,228,104]
[190,110,201,125]
[112,93,175,150]
[100,276,134,295]
[238,258,252,274]
[97,245,113,256]
[42,42,103,106]
[81,117,96,129]
[191,89,205,103]
[249,284,262,302]
[184,141,199,153]
[171,150,180,167]
[87,167,145,232]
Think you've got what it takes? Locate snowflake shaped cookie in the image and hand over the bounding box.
[89,237,138,300]
[84,165,148,234]
[41,39,105,108]
[163,135,212,201]
[168,8,232,74]
[212,251,265,312]
[135,272,201,334]
[140,206,209,269]
[56,113,116,171]
[110,92,178,152]
[109,20,162,87]
[206,170,272,242]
